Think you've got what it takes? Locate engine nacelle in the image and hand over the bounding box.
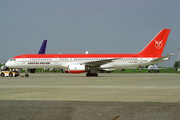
[65,65,88,74]
[1,66,8,71]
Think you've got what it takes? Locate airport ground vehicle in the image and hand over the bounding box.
[0,71,20,77]
[0,71,29,77]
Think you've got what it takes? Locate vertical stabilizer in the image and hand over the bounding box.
[138,29,170,56]
[38,40,47,54]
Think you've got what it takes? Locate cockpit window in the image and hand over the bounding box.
[9,59,16,61]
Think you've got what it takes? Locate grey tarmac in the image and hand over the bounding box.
[0,73,180,120]
[0,73,180,102]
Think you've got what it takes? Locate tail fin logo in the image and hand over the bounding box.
[154,40,163,49]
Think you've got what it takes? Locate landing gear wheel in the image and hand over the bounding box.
[86,73,90,77]
[1,73,5,77]
[25,74,29,77]
[90,73,94,77]
[86,72,98,77]
[94,73,98,77]
[9,72,13,77]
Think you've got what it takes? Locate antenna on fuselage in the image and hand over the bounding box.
[85,51,89,54]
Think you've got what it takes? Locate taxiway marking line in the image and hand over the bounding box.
[0,85,180,89]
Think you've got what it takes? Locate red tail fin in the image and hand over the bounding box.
[138,29,171,56]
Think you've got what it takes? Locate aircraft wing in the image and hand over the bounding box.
[83,58,117,67]
[140,68,149,70]
[140,68,166,70]
[150,53,174,63]
[155,68,167,70]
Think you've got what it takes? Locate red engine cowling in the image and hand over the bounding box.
[64,69,69,73]
[65,65,86,74]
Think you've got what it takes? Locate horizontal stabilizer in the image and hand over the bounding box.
[150,53,174,63]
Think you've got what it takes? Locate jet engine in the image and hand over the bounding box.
[65,65,89,74]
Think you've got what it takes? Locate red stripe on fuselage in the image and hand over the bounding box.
[13,54,161,59]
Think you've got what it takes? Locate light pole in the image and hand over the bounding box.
[178,48,180,71]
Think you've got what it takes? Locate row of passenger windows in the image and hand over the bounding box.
[59,58,108,60]
[119,58,138,60]
[30,59,52,61]
[29,58,138,61]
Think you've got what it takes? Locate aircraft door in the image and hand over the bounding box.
[22,56,26,64]
[54,56,58,64]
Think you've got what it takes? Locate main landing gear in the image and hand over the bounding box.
[86,73,98,77]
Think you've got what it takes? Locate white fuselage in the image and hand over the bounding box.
[5,57,154,71]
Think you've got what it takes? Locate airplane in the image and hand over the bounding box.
[139,64,168,73]
[4,29,174,77]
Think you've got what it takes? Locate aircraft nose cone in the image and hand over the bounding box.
[5,62,11,67]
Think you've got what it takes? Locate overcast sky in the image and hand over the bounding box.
[0,0,180,67]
